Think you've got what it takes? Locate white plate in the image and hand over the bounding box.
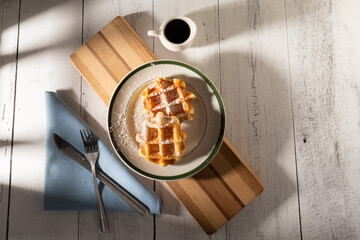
[107,60,225,181]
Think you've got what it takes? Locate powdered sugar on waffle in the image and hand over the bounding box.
[142,77,196,123]
[111,77,206,165]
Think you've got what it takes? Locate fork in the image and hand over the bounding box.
[80,129,108,233]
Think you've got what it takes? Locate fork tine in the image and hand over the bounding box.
[87,129,94,140]
[84,129,90,141]
[80,129,86,143]
[89,129,98,151]
[85,129,90,140]
[80,128,99,152]
[80,130,88,151]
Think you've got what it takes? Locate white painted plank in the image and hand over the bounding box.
[78,212,154,240]
[0,0,20,238]
[7,0,83,239]
[79,0,154,239]
[152,0,226,238]
[286,0,360,238]
[219,0,301,239]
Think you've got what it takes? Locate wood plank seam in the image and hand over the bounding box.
[208,164,246,208]
[98,31,132,71]
[70,52,110,103]
[167,181,218,234]
[210,153,257,204]
[222,148,263,195]
[223,138,263,188]
[114,17,157,60]
[110,18,156,63]
[84,42,119,84]
[192,175,232,220]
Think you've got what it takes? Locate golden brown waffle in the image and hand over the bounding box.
[141,77,196,122]
[136,112,187,167]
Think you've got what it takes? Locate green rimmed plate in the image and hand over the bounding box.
[107,60,225,181]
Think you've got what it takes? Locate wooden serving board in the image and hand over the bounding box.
[70,16,263,235]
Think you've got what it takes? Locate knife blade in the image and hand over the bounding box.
[51,133,149,216]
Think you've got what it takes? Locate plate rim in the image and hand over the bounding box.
[107,59,225,181]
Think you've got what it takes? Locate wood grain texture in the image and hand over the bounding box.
[286,0,360,239]
[81,1,155,239]
[152,1,228,238]
[0,0,20,239]
[218,0,302,238]
[166,139,263,234]
[70,15,263,236]
[7,0,82,239]
[3,0,359,239]
[70,16,155,105]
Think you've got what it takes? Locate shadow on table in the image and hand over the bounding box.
[220,51,298,235]
[149,1,320,237]
[3,185,156,239]
[0,0,322,236]
[155,52,300,234]
[186,1,318,49]
[2,185,78,239]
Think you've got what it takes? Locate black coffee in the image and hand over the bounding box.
[164,19,190,44]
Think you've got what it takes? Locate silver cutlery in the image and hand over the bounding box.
[51,133,149,216]
[80,129,108,233]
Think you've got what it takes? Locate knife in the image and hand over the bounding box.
[51,133,149,216]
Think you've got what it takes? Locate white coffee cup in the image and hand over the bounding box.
[148,16,197,52]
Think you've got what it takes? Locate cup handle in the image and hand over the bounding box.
[148,30,160,37]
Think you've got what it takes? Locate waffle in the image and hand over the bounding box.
[136,112,187,167]
[141,77,196,122]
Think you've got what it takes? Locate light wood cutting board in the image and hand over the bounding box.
[70,16,263,235]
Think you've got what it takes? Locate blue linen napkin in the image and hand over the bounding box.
[44,91,161,214]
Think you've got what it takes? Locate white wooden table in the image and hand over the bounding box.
[1,0,360,239]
